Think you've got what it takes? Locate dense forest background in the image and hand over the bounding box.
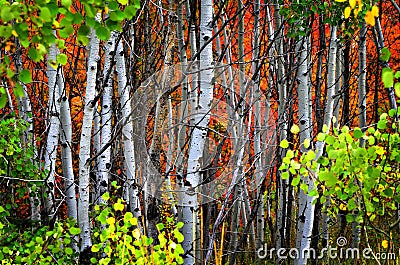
[0,0,399,264]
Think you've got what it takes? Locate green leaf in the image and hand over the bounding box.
[377,119,387,130]
[6,69,14,78]
[78,25,90,36]
[70,227,81,235]
[77,35,89,46]
[379,47,391,62]
[291,176,301,186]
[65,247,73,255]
[281,171,289,180]
[353,128,363,139]
[28,47,41,62]
[118,0,128,5]
[156,223,165,231]
[395,71,400,79]
[102,192,110,201]
[110,10,125,21]
[108,1,119,9]
[395,83,400,98]
[56,53,68,65]
[174,229,184,243]
[1,6,13,22]
[124,5,138,19]
[280,139,289,149]
[91,244,101,253]
[40,7,52,22]
[124,211,133,222]
[61,0,72,8]
[317,133,326,142]
[14,83,24,98]
[19,70,32,83]
[0,91,7,109]
[383,187,394,197]
[59,24,75,38]
[382,67,394,88]
[95,26,110,41]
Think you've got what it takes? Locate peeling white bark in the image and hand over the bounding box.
[78,23,100,252]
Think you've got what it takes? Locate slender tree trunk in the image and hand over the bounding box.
[374,18,397,110]
[358,22,367,131]
[44,44,62,219]
[252,0,265,255]
[115,38,141,221]
[273,0,290,251]
[181,0,214,263]
[295,34,314,265]
[78,23,100,255]
[13,40,41,221]
[59,73,78,251]
[98,32,116,205]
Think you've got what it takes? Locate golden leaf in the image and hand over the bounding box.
[349,0,356,9]
[382,240,389,249]
[365,10,376,26]
[344,7,351,19]
[371,5,379,17]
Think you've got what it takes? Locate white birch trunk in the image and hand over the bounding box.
[78,24,100,252]
[59,83,77,222]
[358,22,367,131]
[12,43,41,221]
[181,0,213,263]
[274,0,289,250]
[253,0,264,251]
[59,73,78,251]
[93,106,101,205]
[44,44,61,219]
[295,35,314,265]
[97,32,116,205]
[115,38,141,220]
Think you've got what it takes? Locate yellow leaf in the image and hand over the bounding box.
[303,139,311,149]
[382,240,389,249]
[357,0,363,10]
[365,10,376,26]
[104,6,109,14]
[344,7,351,19]
[339,203,347,211]
[349,0,356,8]
[353,8,358,17]
[290,124,300,134]
[335,0,346,2]
[11,30,18,37]
[371,5,379,17]
[132,228,141,240]
[106,217,115,225]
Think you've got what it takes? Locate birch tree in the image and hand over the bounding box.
[181,0,214,263]
[115,37,141,220]
[97,32,116,205]
[78,23,100,254]
[294,33,314,265]
[44,44,62,219]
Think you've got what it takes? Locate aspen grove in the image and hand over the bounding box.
[0,0,399,264]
